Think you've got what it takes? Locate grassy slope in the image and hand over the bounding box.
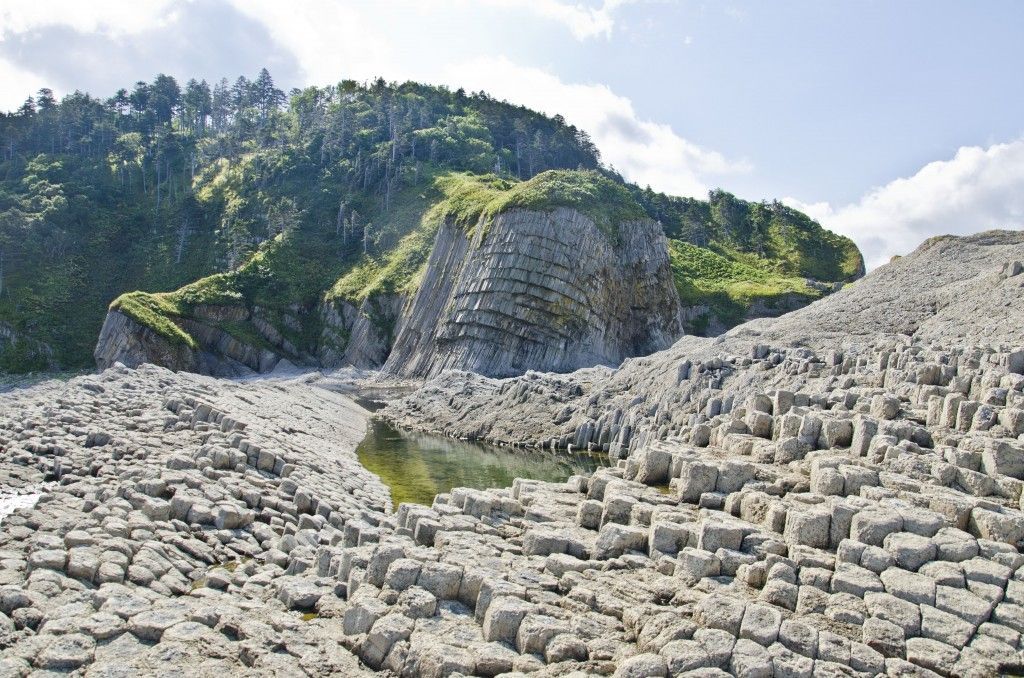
[668,240,820,331]
[328,169,646,305]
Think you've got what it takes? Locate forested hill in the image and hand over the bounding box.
[0,69,862,373]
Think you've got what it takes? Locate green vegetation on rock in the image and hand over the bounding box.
[668,240,821,328]
[633,187,864,283]
[1,69,863,371]
[1,73,601,370]
[427,169,646,241]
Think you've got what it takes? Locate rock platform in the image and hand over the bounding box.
[0,365,385,676]
[3,231,1024,676]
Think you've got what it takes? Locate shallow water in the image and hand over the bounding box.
[355,417,608,507]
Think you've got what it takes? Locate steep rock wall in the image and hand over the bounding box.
[318,294,405,368]
[95,205,854,379]
[94,305,284,376]
[94,311,200,373]
[382,207,685,378]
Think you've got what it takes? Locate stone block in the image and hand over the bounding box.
[968,507,1024,544]
[675,547,720,581]
[884,532,937,571]
[674,461,719,503]
[783,508,831,548]
[739,603,782,645]
[850,511,902,546]
[594,523,648,559]
[694,593,746,636]
[482,596,534,643]
[880,568,936,606]
[862,617,905,658]
[697,520,745,552]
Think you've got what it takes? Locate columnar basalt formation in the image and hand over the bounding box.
[0,366,386,675]
[5,230,1023,676]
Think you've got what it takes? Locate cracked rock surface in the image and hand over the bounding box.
[362,230,1024,676]
[3,229,1024,677]
[0,365,386,676]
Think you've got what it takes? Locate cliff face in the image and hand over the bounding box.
[93,207,686,378]
[383,208,684,378]
[318,294,404,369]
[94,311,199,373]
[94,305,283,376]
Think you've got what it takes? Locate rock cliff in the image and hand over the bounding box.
[386,229,1024,451]
[354,230,1024,677]
[94,206,687,378]
[93,169,861,379]
[382,208,684,378]
[94,304,285,376]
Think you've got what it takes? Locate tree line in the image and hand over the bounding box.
[0,69,603,371]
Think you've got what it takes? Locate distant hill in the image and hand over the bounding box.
[0,71,862,373]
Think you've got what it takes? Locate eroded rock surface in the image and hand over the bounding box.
[382,208,684,378]
[0,365,386,676]
[356,230,1024,675]
[95,208,689,380]
[9,229,1024,677]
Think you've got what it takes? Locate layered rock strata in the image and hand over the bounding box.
[94,207,689,379]
[94,304,298,376]
[382,208,684,378]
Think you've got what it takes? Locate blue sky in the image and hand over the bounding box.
[1,0,1022,268]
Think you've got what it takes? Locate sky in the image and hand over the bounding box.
[1,0,1022,269]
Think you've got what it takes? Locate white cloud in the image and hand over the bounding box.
[0,0,184,109]
[480,0,634,40]
[0,57,47,110]
[785,139,1024,270]
[438,56,749,197]
[223,1,392,85]
[0,0,179,36]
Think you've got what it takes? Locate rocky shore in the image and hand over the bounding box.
[1,231,1022,676]
[0,366,387,676]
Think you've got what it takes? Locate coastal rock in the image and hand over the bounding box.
[382,208,685,378]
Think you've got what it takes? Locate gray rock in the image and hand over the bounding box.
[694,594,746,636]
[35,633,95,670]
[276,578,324,610]
[482,596,533,643]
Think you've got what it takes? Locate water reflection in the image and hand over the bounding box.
[356,418,608,507]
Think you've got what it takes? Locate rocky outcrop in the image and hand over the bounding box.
[319,294,405,369]
[360,230,1024,676]
[96,207,687,379]
[94,306,286,376]
[0,365,384,675]
[93,203,856,379]
[94,311,199,373]
[9,230,1024,677]
[386,230,1024,448]
[383,208,684,378]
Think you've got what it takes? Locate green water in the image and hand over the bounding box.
[356,418,609,507]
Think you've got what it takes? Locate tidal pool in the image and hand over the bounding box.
[355,417,609,507]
